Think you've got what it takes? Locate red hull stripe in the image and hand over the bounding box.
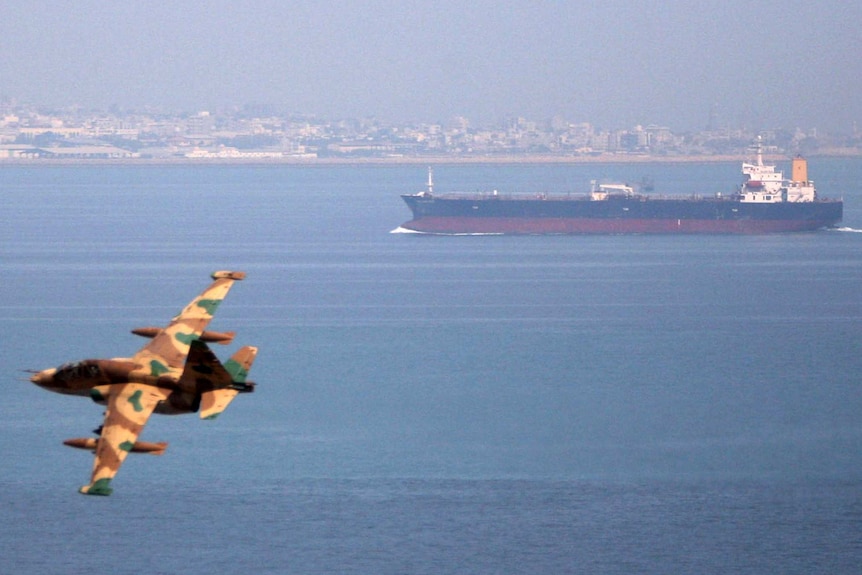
[402,217,834,234]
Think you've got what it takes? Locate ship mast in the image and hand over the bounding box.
[756,135,763,167]
[427,166,434,194]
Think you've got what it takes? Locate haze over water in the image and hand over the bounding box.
[4,2,861,131]
[2,159,862,573]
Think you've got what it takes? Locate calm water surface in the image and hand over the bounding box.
[2,160,861,573]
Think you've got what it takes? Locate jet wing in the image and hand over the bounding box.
[80,383,171,495]
[181,340,257,419]
[182,340,234,387]
[131,271,245,378]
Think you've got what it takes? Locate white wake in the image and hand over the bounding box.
[389,227,503,236]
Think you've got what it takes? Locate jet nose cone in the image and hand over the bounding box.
[30,369,56,388]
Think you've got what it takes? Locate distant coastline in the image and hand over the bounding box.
[2,151,859,167]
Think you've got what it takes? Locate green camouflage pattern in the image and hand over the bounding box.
[29,271,257,495]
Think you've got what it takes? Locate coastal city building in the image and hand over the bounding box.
[1,99,859,161]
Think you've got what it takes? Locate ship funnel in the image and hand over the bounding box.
[792,156,808,183]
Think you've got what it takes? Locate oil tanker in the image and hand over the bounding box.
[396,151,843,235]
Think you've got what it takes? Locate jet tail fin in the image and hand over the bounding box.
[224,345,258,387]
[199,346,258,420]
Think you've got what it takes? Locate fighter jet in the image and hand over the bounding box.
[29,271,257,495]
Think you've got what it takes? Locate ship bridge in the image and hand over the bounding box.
[740,148,816,204]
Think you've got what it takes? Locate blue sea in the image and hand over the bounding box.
[2,159,862,574]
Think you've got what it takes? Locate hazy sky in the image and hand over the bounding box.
[2,1,860,131]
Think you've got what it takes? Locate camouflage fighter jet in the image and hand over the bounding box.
[29,271,257,495]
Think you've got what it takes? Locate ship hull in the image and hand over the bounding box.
[399,196,843,235]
